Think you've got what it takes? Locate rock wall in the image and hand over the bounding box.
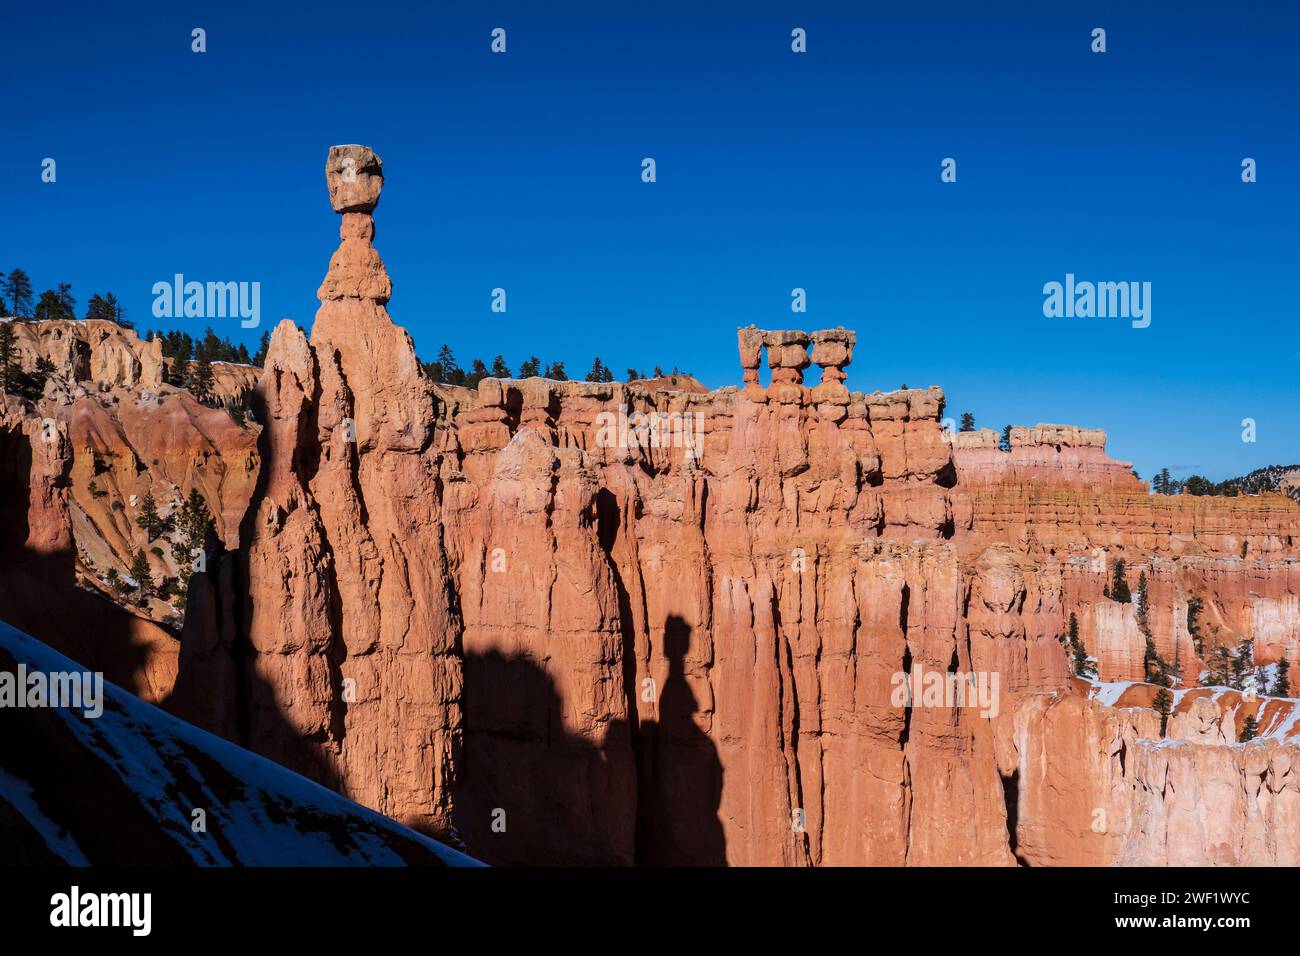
[0,411,177,702]
[161,145,1300,867]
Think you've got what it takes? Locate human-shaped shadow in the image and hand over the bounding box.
[636,614,726,865]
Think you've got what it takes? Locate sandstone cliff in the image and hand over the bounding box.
[29,144,1298,867]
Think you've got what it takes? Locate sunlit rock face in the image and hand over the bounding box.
[155,146,1300,866]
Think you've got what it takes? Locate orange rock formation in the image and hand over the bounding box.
[16,145,1298,867]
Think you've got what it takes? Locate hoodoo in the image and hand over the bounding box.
[162,145,1300,866]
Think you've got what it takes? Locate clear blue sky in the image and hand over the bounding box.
[3,1,1297,482]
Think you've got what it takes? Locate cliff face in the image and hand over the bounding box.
[1,319,260,632]
[0,410,177,702]
[173,146,462,839]
[141,146,1300,865]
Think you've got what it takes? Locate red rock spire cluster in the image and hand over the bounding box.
[162,145,1300,866]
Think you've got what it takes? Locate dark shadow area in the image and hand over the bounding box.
[0,419,162,696]
[165,362,348,798]
[635,615,727,865]
[454,647,637,865]
[1000,768,1027,866]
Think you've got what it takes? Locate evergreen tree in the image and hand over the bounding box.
[518,356,541,378]
[56,283,76,319]
[959,412,976,432]
[129,549,153,600]
[1231,639,1254,691]
[490,355,512,378]
[1239,714,1258,743]
[252,330,271,366]
[585,357,613,382]
[1272,657,1291,698]
[104,292,129,328]
[174,489,213,606]
[545,361,568,381]
[85,293,112,321]
[1063,613,1095,678]
[653,365,664,378]
[1143,636,1170,686]
[998,425,1012,452]
[435,344,463,385]
[29,356,54,393]
[105,567,124,596]
[0,322,17,393]
[1072,637,1095,679]
[626,369,639,381]
[171,335,193,385]
[2,269,34,318]
[1135,571,1149,635]
[1186,596,1204,657]
[465,358,489,389]
[188,354,214,401]
[135,491,164,541]
[34,290,63,320]
[1206,644,1233,687]
[1152,688,1173,737]
[1110,558,1131,603]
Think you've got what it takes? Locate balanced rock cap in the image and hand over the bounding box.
[326,145,383,213]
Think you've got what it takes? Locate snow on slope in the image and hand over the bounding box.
[0,620,482,866]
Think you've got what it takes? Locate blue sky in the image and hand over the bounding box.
[3,1,1297,481]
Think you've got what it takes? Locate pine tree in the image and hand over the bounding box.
[1239,714,1258,743]
[545,361,568,381]
[1231,639,1254,690]
[959,412,976,432]
[55,283,75,319]
[1110,558,1131,603]
[1143,636,1170,686]
[2,269,34,318]
[998,425,1012,452]
[85,293,112,321]
[174,489,213,605]
[104,292,129,328]
[586,357,611,382]
[518,356,541,378]
[1135,571,1149,635]
[465,358,489,389]
[135,491,163,541]
[252,330,271,366]
[1152,688,1173,737]
[0,322,17,393]
[1072,638,1094,679]
[34,290,63,320]
[1186,596,1204,657]
[490,355,512,378]
[1271,657,1291,698]
[1207,644,1233,687]
[129,549,153,600]
[626,369,639,381]
[188,354,214,401]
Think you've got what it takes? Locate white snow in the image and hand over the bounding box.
[0,767,91,865]
[0,621,482,867]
